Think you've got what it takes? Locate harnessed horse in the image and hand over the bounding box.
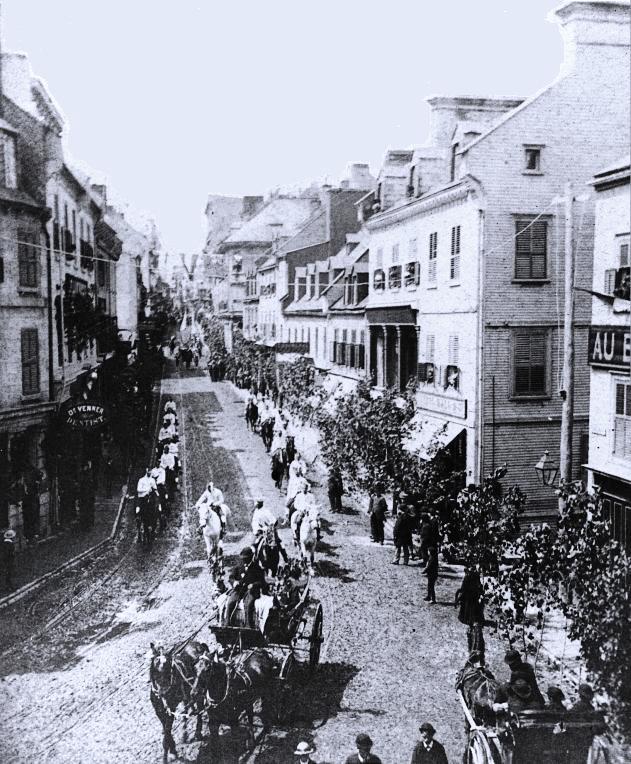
[284,436,296,478]
[149,641,210,762]
[192,648,276,755]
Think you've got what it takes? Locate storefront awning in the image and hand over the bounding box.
[404,414,465,460]
[365,306,416,325]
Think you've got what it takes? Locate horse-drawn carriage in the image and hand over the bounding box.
[150,571,323,761]
[458,688,610,763]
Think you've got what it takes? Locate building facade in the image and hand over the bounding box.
[586,157,630,551]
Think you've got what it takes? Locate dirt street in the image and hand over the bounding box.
[0,369,505,763]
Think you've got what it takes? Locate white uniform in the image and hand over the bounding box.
[251,505,277,535]
[287,474,308,502]
[151,467,166,486]
[137,474,158,498]
[163,412,177,427]
[164,401,177,414]
[293,489,315,516]
[289,457,307,480]
[195,484,224,509]
[160,451,176,471]
[270,430,287,454]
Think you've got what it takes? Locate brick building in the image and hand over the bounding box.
[364,0,630,516]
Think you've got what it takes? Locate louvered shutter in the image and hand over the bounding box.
[514,332,546,395]
[21,329,40,395]
[515,220,547,279]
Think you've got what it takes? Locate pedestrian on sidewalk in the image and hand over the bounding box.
[327,467,343,513]
[78,462,96,531]
[423,546,438,603]
[344,733,382,764]
[2,529,16,590]
[368,484,387,544]
[455,565,485,625]
[392,506,413,564]
[294,740,317,764]
[410,722,448,764]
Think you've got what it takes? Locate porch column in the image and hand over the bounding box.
[381,324,388,388]
[395,325,402,391]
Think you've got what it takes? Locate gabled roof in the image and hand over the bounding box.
[219,197,319,249]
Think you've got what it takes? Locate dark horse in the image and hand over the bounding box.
[455,660,500,727]
[284,436,296,478]
[255,527,288,577]
[270,449,286,490]
[192,648,277,756]
[149,641,211,762]
[136,494,158,548]
[245,400,258,431]
[260,418,274,452]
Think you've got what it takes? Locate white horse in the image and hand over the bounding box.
[198,503,231,578]
[290,504,321,574]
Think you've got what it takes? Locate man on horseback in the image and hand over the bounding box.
[195,481,227,536]
[136,467,160,543]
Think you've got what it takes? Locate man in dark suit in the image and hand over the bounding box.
[344,733,382,764]
[504,649,545,707]
[410,723,448,763]
[423,546,439,603]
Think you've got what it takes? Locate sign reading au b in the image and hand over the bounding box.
[588,326,631,370]
[64,401,108,430]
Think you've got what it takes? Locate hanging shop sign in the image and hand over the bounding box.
[588,326,631,370]
[63,401,108,430]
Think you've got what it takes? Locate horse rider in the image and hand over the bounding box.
[159,444,178,495]
[157,419,175,454]
[150,466,169,524]
[164,398,177,415]
[251,498,277,538]
[270,426,287,458]
[195,481,226,535]
[136,467,159,540]
[291,484,321,542]
[289,452,307,482]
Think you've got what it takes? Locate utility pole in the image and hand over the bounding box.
[559,182,575,488]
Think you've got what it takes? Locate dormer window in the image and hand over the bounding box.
[0,128,17,189]
[524,145,543,174]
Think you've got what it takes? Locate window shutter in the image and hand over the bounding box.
[515,220,547,279]
[426,334,435,362]
[449,335,459,365]
[21,329,40,395]
[620,242,629,266]
[514,332,546,396]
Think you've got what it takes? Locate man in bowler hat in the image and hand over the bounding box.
[410,722,448,763]
[344,733,382,764]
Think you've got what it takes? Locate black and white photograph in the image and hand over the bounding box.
[0,1,629,762]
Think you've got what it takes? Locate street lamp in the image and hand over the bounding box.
[534,450,559,487]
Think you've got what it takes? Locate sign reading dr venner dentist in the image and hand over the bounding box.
[588,326,631,370]
[64,401,108,430]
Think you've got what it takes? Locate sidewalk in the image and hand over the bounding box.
[1,477,126,601]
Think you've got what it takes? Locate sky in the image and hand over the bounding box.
[2,1,564,253]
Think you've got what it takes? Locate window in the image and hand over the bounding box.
[446,335,460,390]
[620,238,630,266]
[388,265,402,289]
[405,261,420,287]
[0,130,17,188]
[614,381,631,460]
[318,271,329,295]
[409,238,418,258]
[21,329,40,395]
[373,269,385,291]
[450,143,459,182]
[450,225,461,281]
[604,269,617,294]
[428,232,437,284]
[53,195,59,222]
[515,219,547,280]
[392,243,399,263]
[426,334,435,362]
[524,146,542,173]
[513,330,548,397]
[375,248,383,268]
[17,229,39,288]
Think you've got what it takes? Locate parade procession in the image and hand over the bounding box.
[0,2,630,763]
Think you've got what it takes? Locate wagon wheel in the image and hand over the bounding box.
[466,729,496,764]
[308,603,323,673]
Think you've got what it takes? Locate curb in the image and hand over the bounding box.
[0,483,128,612]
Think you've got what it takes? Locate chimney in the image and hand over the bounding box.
[552,1,630,76]
[347,163,374,191]
[425,96,524,149]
